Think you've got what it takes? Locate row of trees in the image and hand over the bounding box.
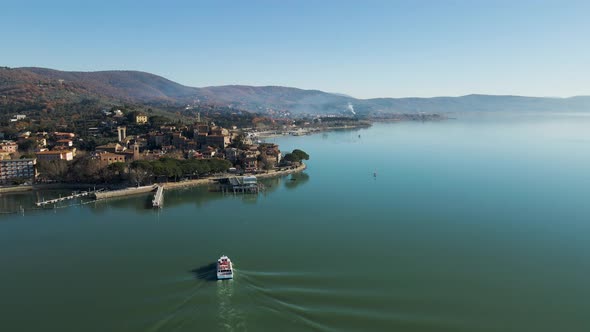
[37,153,122,184]
[129,158,232,185]
[36,155,232,186]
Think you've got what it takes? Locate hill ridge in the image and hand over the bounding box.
[1,67,589,115]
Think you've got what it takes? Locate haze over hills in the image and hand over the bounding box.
[1,67,589,116]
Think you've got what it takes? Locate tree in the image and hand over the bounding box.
[126,110,139,122]
[130,160,154,185]
[37,160,69,182]
[148,115,169,129]
[292,149,309,161]
[208,158,231,173]
[229,133,247,150]
[18,139,37,152]
[282,149,309,165]
[106,162,127,182]
[60,153,102,183]
[283,153,299,163]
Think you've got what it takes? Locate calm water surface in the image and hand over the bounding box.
[1,113,590,331]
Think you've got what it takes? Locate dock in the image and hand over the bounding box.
[152,185,164,208]
[36,189,104,207]
[217,176,260,194]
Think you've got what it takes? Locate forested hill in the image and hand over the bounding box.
[23,67,201,101]
[1,67,589,116]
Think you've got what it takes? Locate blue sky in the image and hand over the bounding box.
[2,0,589,98]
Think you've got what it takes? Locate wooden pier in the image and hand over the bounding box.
[35,189,104,207]
[152,185,164,208]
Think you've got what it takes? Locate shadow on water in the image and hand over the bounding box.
[144,195,154,209]
[190,262,217,282]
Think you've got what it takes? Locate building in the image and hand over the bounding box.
[117,126,127,142]
[87,127,100,136]
[10,114,27,122]
[17,132,31,141]
[95,143,126,153]
[10,115,27,122]
[0,158,36,184]
[56,139,73,147]
[95,151,129,167]
[136,113,148,124]
[35,137,47,147]
[210,127,229,136]
[195,124,209,134]
[35,150,74,161]
[148,133,168,148]
[260,144,282,167]
[53,132,75,140]
[172,132,190,149]
[206,135,230,149]
[193,125,231,149]
[242,156,258,172]
[0,141,18,154]
[196,133,208,148]
[225,148,240,163]
[200,146,216,159]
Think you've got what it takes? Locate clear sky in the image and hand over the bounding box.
[2,0,589,99]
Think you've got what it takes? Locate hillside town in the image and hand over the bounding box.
[0,110,308,187]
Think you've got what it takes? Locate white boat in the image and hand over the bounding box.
[217,255,233,280]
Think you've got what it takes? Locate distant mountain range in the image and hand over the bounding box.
[1,67,589,116]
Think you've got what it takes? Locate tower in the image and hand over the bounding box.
[117,126,127,142]
[133,143,140,160]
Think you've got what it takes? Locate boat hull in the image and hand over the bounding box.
[217,272,233,280]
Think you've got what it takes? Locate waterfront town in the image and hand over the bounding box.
[0,110,311,189]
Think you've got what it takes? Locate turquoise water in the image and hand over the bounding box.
[1,113,590,331]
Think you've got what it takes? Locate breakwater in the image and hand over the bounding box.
[93,185,157,200]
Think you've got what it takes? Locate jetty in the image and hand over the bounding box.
[36,189,104,207]
[152,185,164,208]
[93,185,157,200]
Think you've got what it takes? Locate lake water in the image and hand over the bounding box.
[2,113,590,331]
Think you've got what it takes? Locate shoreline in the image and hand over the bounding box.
[162,162,307,191]
[92,162,308,200]
[1,163,308,197]
[256,124,371,139]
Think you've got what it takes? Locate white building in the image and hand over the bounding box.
[0,158,37,184]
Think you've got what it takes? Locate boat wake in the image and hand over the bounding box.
[146,267,458,332]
